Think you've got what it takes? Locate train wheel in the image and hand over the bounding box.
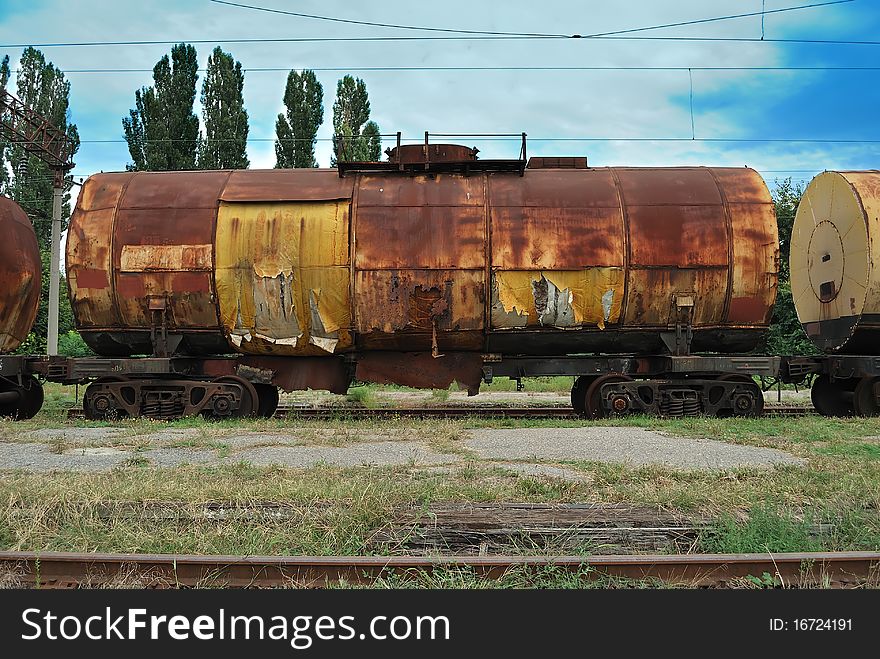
[0,376,44,420]
[211,376,258,418]
[584,374,633,419]
[83,376,128,420]
[853,377,880,416]
[717,374,764,417]
[811,375,855,417]
[254,383,280,418]
[570,376,596,417]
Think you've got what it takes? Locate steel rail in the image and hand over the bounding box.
[64,404,816,420]
[0,551,876,588]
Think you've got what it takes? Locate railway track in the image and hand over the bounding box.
[65,404,816,420]
[0,550,875,588]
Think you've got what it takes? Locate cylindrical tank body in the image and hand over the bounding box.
[66,166,778,357]
[791,170,880,353]
[0,195,41,353]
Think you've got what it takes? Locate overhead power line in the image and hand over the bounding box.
[50,137,880,144]
[3,35,877,48]
[25,65,880,74]
[209,0,853,40]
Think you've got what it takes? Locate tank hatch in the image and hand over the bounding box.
[387,143,478,164]
[336,132,528,177]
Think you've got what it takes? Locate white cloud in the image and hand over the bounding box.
[0,0,870,176]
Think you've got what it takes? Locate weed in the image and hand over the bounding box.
[700,506,824,554]
[346,386,375,408]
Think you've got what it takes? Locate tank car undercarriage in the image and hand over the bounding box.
[0,357,44,420]
[4,351,880,421]
[485,354,776,419]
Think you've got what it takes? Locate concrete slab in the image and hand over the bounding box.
[0,442,129,471]
[229,442,461,468]
[26,427,125,443]
[466,427,805,470]
[492,461,590,482]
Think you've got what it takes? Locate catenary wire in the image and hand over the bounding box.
[207,0,853,40]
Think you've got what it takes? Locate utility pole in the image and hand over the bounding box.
[0,89,75,356]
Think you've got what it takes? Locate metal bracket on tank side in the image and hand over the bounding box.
[660,294,695,356]
[147,296,182,357]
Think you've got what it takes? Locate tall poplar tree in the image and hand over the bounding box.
[0,55,11,193]
[275,69,323,168]
[3,48,80,347]
[122,43,199,171]
[198,46,249,170]
[331,75,380,164]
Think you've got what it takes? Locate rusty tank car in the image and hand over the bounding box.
[0,195,44,419]
[62,143,779,419]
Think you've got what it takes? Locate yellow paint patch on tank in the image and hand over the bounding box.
[492,268,624,329]
[493,270,535,324]
[215,201,352,355]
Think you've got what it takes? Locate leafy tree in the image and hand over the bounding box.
[0,55,10,193]
[358,120,382,161]
[765,177,816,356]
[331,75,380,163]
[275,69,323,168]
[2,48,80,343]
[123,43,199,171]
[773,177,805,278]
[198,46,249,170]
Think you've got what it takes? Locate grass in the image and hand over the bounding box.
[346,385,376,408]
[699,506,824,554]
[2,384,880,564]
[0,441,878,557]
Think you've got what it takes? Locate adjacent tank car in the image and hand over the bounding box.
[0,195,44,419]
[791,170,880,416]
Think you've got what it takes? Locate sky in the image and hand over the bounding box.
[1,0,878,196]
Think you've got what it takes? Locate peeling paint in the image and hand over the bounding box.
[492,269,624,329]
[602,289,615,323]
[215,200,352,355]
[120,244,213,272]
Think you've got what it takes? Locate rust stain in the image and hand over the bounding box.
[66,175,127,331]
[221,169,354,202]
[115,274,146,299]
[171,272,212,294]
[355,205,485,270]
[627,205,728,268]
[491,206,624,270]
[727,296,766,323]
[239,355,351,394]
[110,172,227,335]
[357,173,484,207]
[354,270,483,334]
[356,352,483,395]
[625,268,728,326]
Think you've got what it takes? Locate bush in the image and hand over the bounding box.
[58,330,94,357]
